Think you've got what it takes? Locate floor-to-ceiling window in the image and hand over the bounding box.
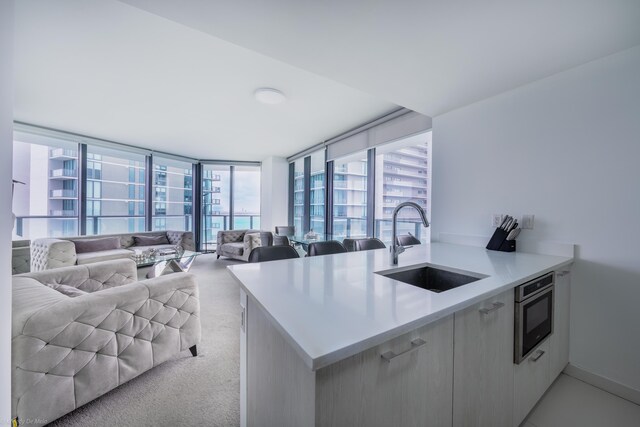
[233,165,261,230]
[152,156,194,232]
[12,130,80,240]
[309,151,325,235]
[292,158,304,234]
[374,132,431,243]
[202,165,231,250]
[200,163,261,251]
[332,151,368,239]
[12,125,264,252]
[85,146,146,235]
[288,124,431,244]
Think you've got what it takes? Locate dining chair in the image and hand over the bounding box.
[307,240,347,257]
[248,245,300,263]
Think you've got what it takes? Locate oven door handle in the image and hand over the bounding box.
[479,301,505,315]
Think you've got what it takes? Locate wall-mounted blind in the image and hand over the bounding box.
[326,111,432,161]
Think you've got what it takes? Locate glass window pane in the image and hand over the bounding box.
[12,130,79,240]
[152,156,193,232]
[85,146,146,235]
[374,132,431,244]
[233,165,261,230]
[202,165,230,250]
[333,151,368,238]
[309,150,325,235]
[292,158,304,235]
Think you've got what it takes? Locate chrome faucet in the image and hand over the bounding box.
[391,201,429,265]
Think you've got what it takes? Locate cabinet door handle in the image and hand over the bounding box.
[241,307,246,332]
[479,301,505,315]
[531,349,545,362]
[381,338,426,362]
[556,271,570,277]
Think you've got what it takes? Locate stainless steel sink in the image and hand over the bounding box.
[377,265,483,293]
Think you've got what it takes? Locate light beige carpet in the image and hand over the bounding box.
[50,254,242,427]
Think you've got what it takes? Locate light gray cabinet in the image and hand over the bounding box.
[316,315,454,427]
[241,267,572,426]
[550,270,571,379]
[240,289,248,427]
[453,289,514,427]
[243,298,453,427]
[513,339,551,425]
[513,268,572,426]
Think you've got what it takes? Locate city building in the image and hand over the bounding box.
[12,131,195,240]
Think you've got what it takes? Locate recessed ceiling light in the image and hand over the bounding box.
[254,88,286,105]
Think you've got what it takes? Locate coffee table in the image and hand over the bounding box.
[132,250,204,278]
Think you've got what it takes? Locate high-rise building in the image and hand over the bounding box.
[12,134,193,240]
[375,139,430,242]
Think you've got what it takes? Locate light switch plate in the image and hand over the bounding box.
[492,214,503,227]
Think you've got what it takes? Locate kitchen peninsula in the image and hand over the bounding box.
[228,242,573,427]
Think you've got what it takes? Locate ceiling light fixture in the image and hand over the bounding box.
[254,88,286,105]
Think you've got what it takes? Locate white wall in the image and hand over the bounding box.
[260,157,289,232]
[0,1,14,424]
[432,45,640,391]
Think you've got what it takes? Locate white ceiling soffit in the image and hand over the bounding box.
[14,0,397,161]
[120,0,640,117]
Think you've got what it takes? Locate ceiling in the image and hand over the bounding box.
[16,1,640,161]
[120,0,640,117]
[14,0,397,161]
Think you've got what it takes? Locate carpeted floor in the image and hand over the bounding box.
[50,254,242,427]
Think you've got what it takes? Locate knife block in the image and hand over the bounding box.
[486,228,516,252]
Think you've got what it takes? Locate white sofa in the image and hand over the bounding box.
[30,231,195,272]
[12,259,201,426]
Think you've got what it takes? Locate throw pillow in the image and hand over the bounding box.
[73,237,121,254]
[44,283,87,298]
[133,234,170,246]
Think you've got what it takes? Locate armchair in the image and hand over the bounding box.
[216,229,273,262]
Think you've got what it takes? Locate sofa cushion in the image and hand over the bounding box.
[73,237,121,254]
[133,235,170,246]
[76,249,133,265]
[222,242,244,256]
[44,283,88,298]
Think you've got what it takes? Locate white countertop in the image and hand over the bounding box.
[227,242,573,371]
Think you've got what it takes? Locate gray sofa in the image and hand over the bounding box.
[12,259,201,426]
[30,230,195,272]
[216,229,273,262]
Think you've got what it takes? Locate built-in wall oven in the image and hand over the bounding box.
[514,272,554,364]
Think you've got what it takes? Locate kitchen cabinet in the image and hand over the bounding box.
[550,270,571,379]
[316,315,454,427]
[513,339,551,426]
[231,243,574,427]
[453,289,514,427]
[513,269,571,425]
[243,296,454,427]
[240,289,248,427]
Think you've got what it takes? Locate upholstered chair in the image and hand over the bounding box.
[248,245,300,263]
[307,241,347,257]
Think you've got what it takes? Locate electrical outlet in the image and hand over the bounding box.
[521,214,535,229]
[491,214,503,227]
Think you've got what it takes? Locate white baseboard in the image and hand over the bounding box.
[563,363,640,406]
